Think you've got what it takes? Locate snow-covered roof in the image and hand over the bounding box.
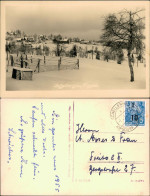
[16,38,22,41]
[63,38,69,41]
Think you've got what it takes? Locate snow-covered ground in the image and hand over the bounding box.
[6,58,146,90]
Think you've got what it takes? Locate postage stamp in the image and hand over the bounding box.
[125,101,145,126]
[110,101,145,132]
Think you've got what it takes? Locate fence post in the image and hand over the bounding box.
[37,59,40,72]
[44,55,46,64]
[25,55,28,68]
[58,57,61,70]
[77,59,79,69]
[10,55,14,66]
[20,55,23,68]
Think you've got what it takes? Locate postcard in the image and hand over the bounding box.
[0,1,149,98]
[1,99,149,195]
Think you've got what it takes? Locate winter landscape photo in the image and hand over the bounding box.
[4,1,147,91]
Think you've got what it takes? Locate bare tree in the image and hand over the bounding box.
[100,9,145,82]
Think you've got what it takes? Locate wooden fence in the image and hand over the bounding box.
[9,54,79,73]
[59,57,79,70]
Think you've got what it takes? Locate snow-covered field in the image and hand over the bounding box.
[6,58,146,91]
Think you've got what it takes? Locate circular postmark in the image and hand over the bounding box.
[110,101,138,132]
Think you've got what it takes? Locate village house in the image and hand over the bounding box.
[27,37,35,42]
[53,38,70,44]
[80,40,89,44]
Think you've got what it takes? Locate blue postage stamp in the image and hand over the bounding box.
[125,101,145,126]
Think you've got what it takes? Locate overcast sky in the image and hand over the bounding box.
[5,1,145,40]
